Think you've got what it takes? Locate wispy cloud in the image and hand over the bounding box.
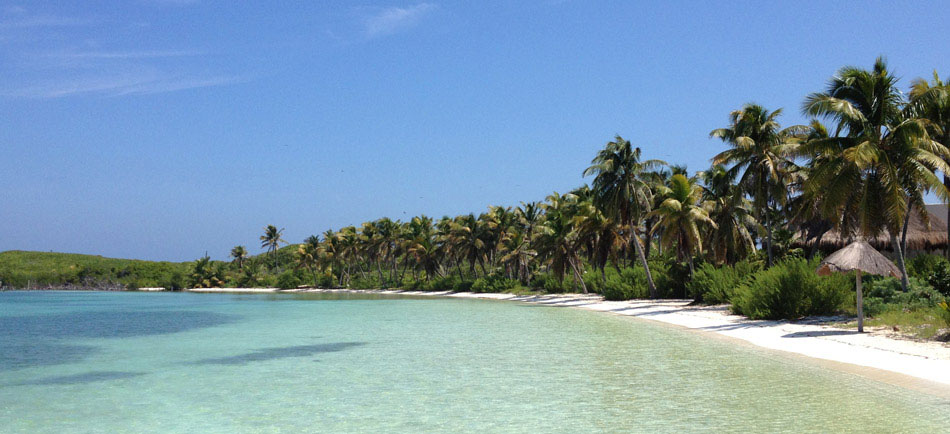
[5,72,248,98]
[1,7,246,99]
[0,15,98,29]
[49,49,204,60]
[361,3,436,39]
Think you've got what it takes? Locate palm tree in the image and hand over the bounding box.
[909,72,950,257]
[230,245,248,269]
[801,57,950,289]
[452,214,486,278]
[360,221,385,283]
[498,230,537,284]
[710,104,801,266]
[536,192,588,293]
[260,225,287,269]
[699,166,759,264]
[583,136,665,298]
[572,199,621,280]
[648,174,717,275]
[295,235,321,287]
[190,256,225,288]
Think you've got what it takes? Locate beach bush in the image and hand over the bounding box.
[864,276,942,308]
[907,254,949,280]
[530,273,571,294]
[275,271,300,289]
[587,267,649,300]
[730,257,851,320]
[409,275,459,291]
[471,275,522,293]
[687,260,759,304]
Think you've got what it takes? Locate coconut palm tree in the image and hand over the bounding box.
[536,192,588,293]
[498,230,536,284]
[230,245,248,269]
[801,57,950,289]
[710,104,801,266]
[699,165,759,264]
[296,235,321,287]
[452,214,486,278]
[583,136,666,298]
[260,225,287,269]
[648,174,717,276]
[516,201,543,241]
[909,72,950,257]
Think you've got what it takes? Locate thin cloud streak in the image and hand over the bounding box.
[362,3,436,39]
[51,49,205,60]
[4,73,248,98]
[0,15,99,29]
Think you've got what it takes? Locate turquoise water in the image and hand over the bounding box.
[1,291,948,433]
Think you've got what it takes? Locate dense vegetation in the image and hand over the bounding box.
[0,250,189,290]
[6,58,950,334]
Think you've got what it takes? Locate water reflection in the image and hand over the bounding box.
[0,310,236,339]
[0,342,97,372]
[0,310,237,371]
[191,342,366,365]
[11,371,145,386]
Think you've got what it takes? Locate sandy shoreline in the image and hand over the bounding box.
[187,287,950,393]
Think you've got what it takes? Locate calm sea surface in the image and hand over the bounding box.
[1,291,948,433]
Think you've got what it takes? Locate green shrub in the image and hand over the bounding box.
[908,254,949,280]
[864,276,942,308]
[584,266,651,300]
[275,271,300,289]
[530,274,570,294]
[687,260,760,304]
[925,263,950,297]
[658,259,691,299]
[471,275,522,293]
[862,297,888,317]
[731,257,852,320]
[939,302,950,328]
[412,275,461,291]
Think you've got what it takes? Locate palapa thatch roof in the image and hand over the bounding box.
[817,241,901,277]
[794,208,948,252]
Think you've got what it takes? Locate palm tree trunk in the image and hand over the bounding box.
[643,219,653,258]
[900,201,913,258]
[764,207,774,267]
[945,174,950,259]
[568,256,588,294]
[890,232,910,292]
[631,230,657,298]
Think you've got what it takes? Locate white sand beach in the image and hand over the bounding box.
[187,287,950,394]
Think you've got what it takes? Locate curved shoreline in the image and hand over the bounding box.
[186,287,950,396]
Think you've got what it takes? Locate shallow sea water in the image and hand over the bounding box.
[1,291,948,433]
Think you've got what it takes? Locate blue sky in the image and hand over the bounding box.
[3,1,950,261]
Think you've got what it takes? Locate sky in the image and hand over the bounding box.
[3,1,950,262]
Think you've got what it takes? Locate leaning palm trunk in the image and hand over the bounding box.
[890,232,910,292]
[631,231,657,298]
[568,256,588,294]
[900,201,913,260]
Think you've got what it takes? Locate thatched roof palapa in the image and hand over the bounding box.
[795,208,948,252]
[817,241,901,277]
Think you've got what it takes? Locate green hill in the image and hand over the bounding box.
[0,250,192,290]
